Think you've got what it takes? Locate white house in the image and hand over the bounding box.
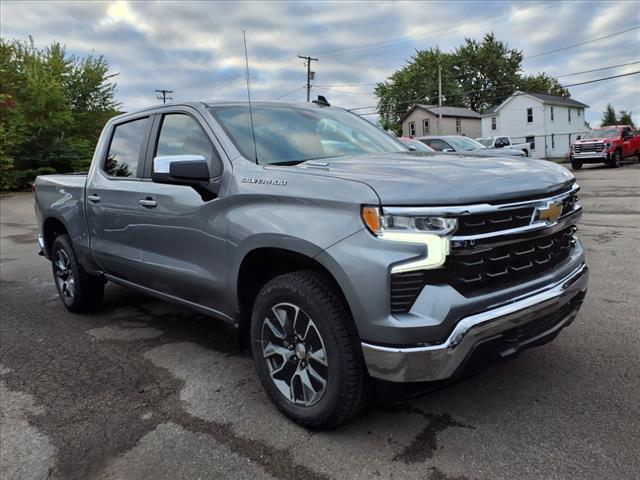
[480,91,590,159]
[402,105,481,138]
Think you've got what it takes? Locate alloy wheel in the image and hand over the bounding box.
[54,249,75,300]
[261,302,328,406]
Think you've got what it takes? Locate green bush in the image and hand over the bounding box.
[0,37,119,191]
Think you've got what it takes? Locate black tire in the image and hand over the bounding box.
[571,159,582,170]
[609,149,623,168]
[250,270,368,429]
[522,149,529,157]
[51,235,105,313]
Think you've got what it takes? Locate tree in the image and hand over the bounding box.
[375,33,571,135]
[0,37,119,190]
[601,104,617,126]
[618,110,634,129]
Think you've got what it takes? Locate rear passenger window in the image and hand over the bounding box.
[155,114,216,166]
[104,117,149,178]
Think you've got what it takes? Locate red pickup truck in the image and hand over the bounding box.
[570,125,640,170]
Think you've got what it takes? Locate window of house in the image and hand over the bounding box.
[525,135,535,151]
[551,133,555,149]
[527,108,533,123]
[455,118,461,133]
[409,121,416,137]
[491,117,497,130]
[568,108,572,122]
[103,117,150,178]
[551,106,554,122]
[422,119,429,135]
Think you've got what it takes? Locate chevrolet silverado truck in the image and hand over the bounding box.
[476,136,531,157]
[570,125,640,170]
[35,101,588,428]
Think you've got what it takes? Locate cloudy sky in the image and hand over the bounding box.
[2,0,639,126]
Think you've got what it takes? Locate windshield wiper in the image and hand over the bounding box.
[269,160,305,166]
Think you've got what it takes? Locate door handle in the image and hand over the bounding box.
[138,198,157,207]
[87,194,101,203]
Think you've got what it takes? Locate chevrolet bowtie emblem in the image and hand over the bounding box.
[537,202,563,222]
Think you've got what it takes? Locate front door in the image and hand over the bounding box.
[132,109,230,312]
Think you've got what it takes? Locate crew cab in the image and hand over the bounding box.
[476,136,531,156]
[569,125,640,170]
[35,101,588,428]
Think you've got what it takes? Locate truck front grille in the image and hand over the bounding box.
[389,226,577,313]
[574,143,604,153]
[455,189,578,237]
[447,226,576,293]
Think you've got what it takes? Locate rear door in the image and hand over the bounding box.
[131,107,230,311]
[85,115,153,280]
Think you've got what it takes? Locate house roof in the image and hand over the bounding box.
[402,104,481,122]
[481,91,589,116]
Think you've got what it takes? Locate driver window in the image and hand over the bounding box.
[155,114,217,167]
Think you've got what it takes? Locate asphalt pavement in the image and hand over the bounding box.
[1,163,639,480]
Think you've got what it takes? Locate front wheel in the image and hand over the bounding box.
[610,149,623,168]
[571,159,583,170]
[51,235,105,313]
[250,270,368,429]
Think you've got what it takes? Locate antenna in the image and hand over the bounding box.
[242,29,258,164]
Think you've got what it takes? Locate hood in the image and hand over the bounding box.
[274,153,575,205]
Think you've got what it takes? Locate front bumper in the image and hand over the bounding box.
[571,151,610,163]
[361,262,588,382]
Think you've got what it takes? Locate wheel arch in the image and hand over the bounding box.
[42,216,69,257]
[235,246,354,347]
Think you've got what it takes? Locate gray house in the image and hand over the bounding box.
[401,104,481,138]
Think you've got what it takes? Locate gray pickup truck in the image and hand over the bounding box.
[35,101,588,428]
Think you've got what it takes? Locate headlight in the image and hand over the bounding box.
[361,206,457,273]
[361,206,457,236]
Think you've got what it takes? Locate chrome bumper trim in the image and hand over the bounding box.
[362,263,588,382]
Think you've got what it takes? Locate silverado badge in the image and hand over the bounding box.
[536,201,563,223]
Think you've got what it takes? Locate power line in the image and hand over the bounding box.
[155,89,173,104]
[347,71,640,113]
[275,86,306,100]
[308,1,555,59]
[554,61,640,78]
[525,25,640,59]
[561,70,640,87]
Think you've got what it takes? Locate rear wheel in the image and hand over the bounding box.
[571,159,583,170]
[51,235,104,313]
[609,149,623,168]
[250,270,368,429]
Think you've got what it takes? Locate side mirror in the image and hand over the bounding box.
[576,135,581,140]
[152,155,219,201]
[407,145,417,152]
[443,148,455,153]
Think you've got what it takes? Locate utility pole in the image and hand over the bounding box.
[155,89,173,104]
[298,55,318,102]
[437,65,442,135]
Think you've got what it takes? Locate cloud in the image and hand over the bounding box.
[1,0,638,125]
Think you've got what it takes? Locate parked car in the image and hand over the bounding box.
[476,136,530,156]
[419,135,526,157]
[397,137,436,152]
[35,101,588,428]
[569,125,640,170]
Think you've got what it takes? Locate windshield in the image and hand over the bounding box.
[476,138,493,147]
[208,104,405,164]
[583,128,621,139]
[446,136,486,151]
